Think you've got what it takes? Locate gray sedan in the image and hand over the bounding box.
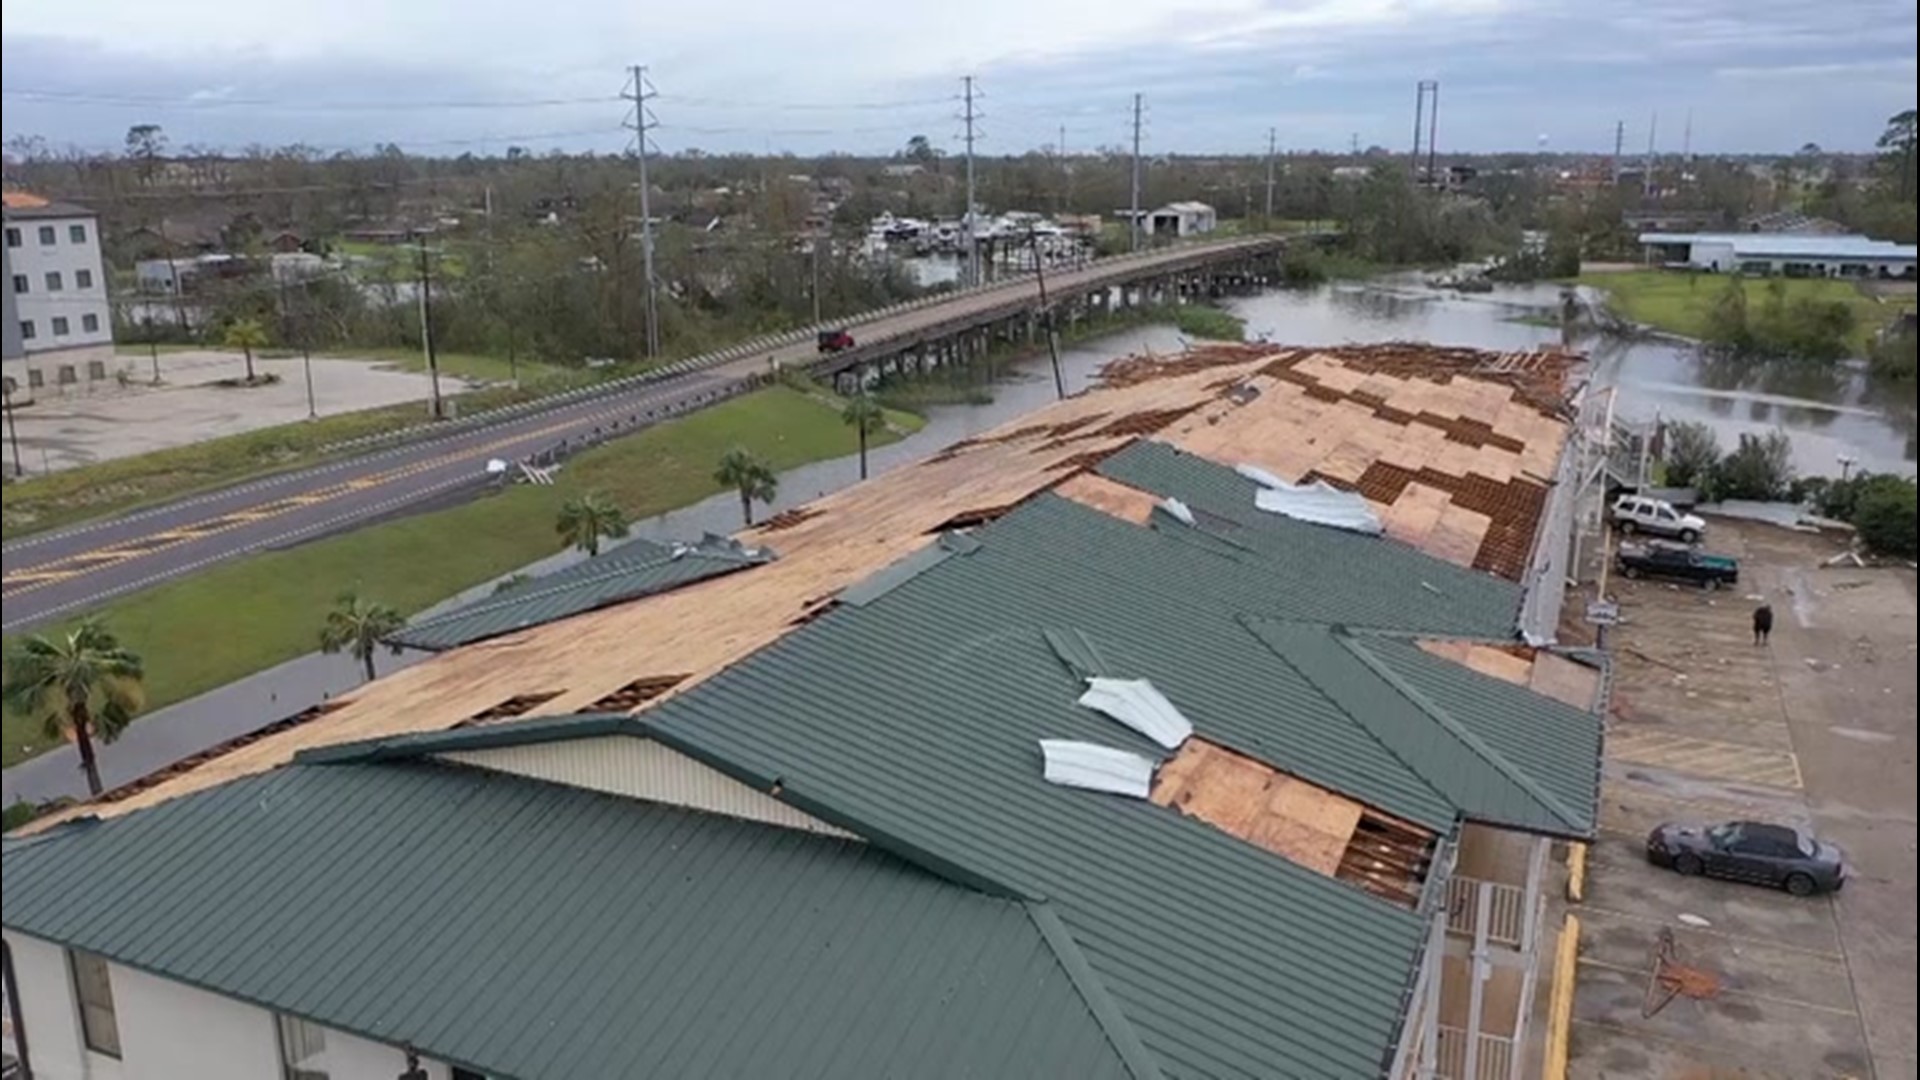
[1645,820,1848,896]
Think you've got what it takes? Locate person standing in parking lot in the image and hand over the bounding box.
[1753,602,1774,645]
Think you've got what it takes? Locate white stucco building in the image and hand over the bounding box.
[4,193,118,400]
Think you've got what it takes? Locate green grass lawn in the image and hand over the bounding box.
[1576,270,1906,354]
[341,346,567,385]
[1,386,918,768]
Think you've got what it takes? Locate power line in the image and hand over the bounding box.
[1264,127,1276,219]
[1,87,618,112]
[655,93,950,112]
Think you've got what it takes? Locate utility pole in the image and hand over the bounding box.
[1682,109,1693,161]
[1643,111,1658,199]
[1412,84,1425,174]
[1129,92,1144,252]
[1350,132,1360,157]
[961,75,981,287]
[2,378,22,478]
[277,275,316,419]
[1264,127,1277,220]
[623,64,662,358]
[415,233,444,420]
[1612,120,1625,185]
[810,238,822,325]
[1425,82,1439,186]
[1058,123,1069,213]
[1029,230,1065,401]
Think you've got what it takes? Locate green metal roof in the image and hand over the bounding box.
[389,536,769,651]
[1096,439,1524,635]
[1244,620,1599,836]
[2,761,1147,1080]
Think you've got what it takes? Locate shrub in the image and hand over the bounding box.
[1853,480,1917,558]
[1712,431,1796,501]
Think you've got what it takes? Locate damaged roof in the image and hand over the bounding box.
[638,492,1602,1077]
[389,536,770,651]
[2,759,1147,1080]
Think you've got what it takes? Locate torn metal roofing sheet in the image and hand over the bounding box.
[389,537,769,651]
[1077,678,1194,749]
[1040,740,1157,799]
[1,761,1146,1080]
[1251,478,1386,535]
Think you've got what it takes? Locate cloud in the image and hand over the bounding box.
[2,0,1914,154]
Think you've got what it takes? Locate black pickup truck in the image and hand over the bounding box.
[1616,542,1740,589]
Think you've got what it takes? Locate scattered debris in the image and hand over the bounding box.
[1078,677,1194,749]
[1624,647,1686,674]
[1823,550,1867,569]
[1644,926,1722,1018]
[1676,913,1712,928]
[1039,740,1155,799]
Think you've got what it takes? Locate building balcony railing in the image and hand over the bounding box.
[1445,875,1528,950]
[1434,1024,1516,1080]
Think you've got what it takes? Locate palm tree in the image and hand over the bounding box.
[556,491,630,557]
[714,446,780,526]
[222,317,270,383]
[841,393,886,481]
[2,620,145,797]
[319,591,406,683]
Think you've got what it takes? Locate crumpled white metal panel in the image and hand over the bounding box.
[1245,474,1385,535]
[1039,739,1156,799]
[1158,497,1197,526]
[1077,677,1194,749]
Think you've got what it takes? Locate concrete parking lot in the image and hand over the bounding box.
[8,349,467,473]
[1569,520,1916,1080]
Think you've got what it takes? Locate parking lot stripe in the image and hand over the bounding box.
[1577,903,1845,961]
[1578,957,1862,1016]
[1607,728,1803,789]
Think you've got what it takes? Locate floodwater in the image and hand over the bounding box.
[1223,276,1916,480]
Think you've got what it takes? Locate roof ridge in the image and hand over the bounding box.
[402,550,741,629]
[1337,634,1587,832]
[1023,902,1166,1080]
[1236,615,1460,818]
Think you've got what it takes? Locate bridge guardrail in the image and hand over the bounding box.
[306,234,1298,460]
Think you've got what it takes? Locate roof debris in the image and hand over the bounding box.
[1251,476,1386,536]
[1158,497,1196,526]
[1039,740,1157,799]
[1077,677,1195,749]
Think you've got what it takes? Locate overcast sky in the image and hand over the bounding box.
[3,0,1914,157]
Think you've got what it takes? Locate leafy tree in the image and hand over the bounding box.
[841,393,886,480]
[905,135,936,163]
[221,318,271,383]
[1660,420,1721,488]
[1703,278,1752,353]
[124,124,168,184]
[2,620,145,797]
[1712,431,1796,501]
[556,491,630,557]
[715,446,779,525]
[1852,478,1917,558]
[319,591,405,682]
[1879,108,1917,202]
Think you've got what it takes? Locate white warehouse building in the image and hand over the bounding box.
[1639,231,1918,279]
[4,192,118,400]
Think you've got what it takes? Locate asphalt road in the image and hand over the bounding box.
[1,237,1282,632]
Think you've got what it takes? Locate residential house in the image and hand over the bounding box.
[5,343,1603,1080]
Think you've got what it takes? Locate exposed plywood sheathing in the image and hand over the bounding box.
[1417,640,1603,712]
[1151,740,1367,879]
[40,342,1576,827]
[90,701,348,805]
[1054,473,1163,525]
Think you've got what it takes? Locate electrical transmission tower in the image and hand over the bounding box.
[1129,93,1144,252]
[1411,80,1439,186]
[623,64,662,358]
[960,76,981,287]
[1612,120,1625,185]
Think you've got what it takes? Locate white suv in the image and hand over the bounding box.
[1611,494,1706,543]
